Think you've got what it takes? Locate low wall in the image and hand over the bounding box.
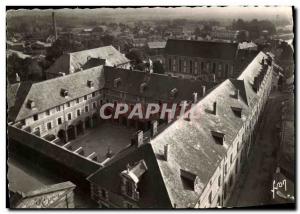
[8,125,101,177]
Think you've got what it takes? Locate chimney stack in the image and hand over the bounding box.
[15,73,20,82]
[151,120,158,137]
[202,85,206,97]
[236,89,240,99]
[52,12,57,40]
[164,144,169,161]
[137,130,143,147]
[193,92,198,103]
[213,101,217,115]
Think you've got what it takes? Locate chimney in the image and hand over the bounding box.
[236,89,240,99]
[213,101,217,115]
[135,130,143,147]
[202,85,206,97]
[52,12,57,40]
[151,120,158,137]
[15,73,20,82]
[193,92,198,103]
[164,144,169,161]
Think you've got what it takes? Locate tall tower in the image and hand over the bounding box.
[52,11,57,40]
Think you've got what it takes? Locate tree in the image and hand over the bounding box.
[153,61,164,74]
[102,34,115,46]
[194,27,201,37]
[125,48,144,65]
[93,27,104,33]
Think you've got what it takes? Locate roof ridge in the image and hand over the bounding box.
[70,45,115,55]
[33,65,103,87]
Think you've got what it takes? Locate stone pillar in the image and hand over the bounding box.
[82,122,86,134]
[65,130,69,143]
[73,126,77,138]
[90,118,94,128]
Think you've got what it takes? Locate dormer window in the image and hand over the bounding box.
[211,131,225,145]
[180,169,198,191]
[114,78,121,88]
[140,82,147,93]
[231,106,242,118]
[120,160,147,201]
[87,80,94,88]
[27,99,36,110]
[60,89,69,98]
[170,88,178,97]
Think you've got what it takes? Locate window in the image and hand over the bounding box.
[229,175,233,187]
[211,131,225,145]
[125,202,133,208]
[231,107,242,118]
[56,106,61,112]
[169,58,171,70]
[208,191,212,204]
[224,184,227,199]
[67,113,72,121]
[125,180,133,197]
[225,163,227,175]
[76,98,79,104]
[93,102,97,109]
[77,109,81,117]
[179,59,182,72]
[85,106,89,113]
[230,154,233,164]
[212,62,216,73]
[235,159,239,174]
[84,95,87,101]
[100,189,108,200]
[201,62,204,70]
[218,176,221,187]
[66,102,70,108]
[57,117,62,125]
[46,110,50,116]
[47,122,52,130]
[33,114,38,121]
[92,92,96,97]
[190,60,193,73]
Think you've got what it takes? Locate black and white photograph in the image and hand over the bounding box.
[5,5,295,209]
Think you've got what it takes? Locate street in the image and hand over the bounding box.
[227,90,285,207]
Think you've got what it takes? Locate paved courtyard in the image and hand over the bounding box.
[69,122,137,162]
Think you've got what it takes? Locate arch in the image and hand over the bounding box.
[92,113,98,127]
[67,125,76,140]
[85,116,91,129]
[57,129,67,143]
[76,120,84,136]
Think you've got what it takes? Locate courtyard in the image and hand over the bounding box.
[68,121,137,163]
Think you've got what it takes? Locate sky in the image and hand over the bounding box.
[7,6,293,24]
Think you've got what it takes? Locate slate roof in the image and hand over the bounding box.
[104,66,216,103]
[87,51,272,208]
[9,66,105,121]
[164,39,238,60]
[87,143,173,208]
[45,45,130,75]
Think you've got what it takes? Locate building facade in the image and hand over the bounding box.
[87,52,275,208]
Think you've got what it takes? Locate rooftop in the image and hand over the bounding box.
[165,39,238,60]
[88,51,273,208]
